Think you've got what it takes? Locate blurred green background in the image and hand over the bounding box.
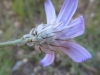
[0,0,100,75]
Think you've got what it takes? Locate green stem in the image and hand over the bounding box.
[0,38,32,48]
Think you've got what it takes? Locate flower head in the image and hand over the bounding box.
[24,0,92,66]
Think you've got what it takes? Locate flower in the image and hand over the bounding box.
[24,0,92,66]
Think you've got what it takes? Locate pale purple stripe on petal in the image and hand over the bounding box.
[44,0,56,24]
[60,42,92,62]
[40,51,55,66]
[55,0,78,28]
[57,16,85,39]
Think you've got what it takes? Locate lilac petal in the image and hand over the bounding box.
[58,16,85,39]
[55,0,78,28]
[44,0,56,24]
[40,51,55,66]
[60,42,92,62]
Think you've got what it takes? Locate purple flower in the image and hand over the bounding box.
[24,0,92,66]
